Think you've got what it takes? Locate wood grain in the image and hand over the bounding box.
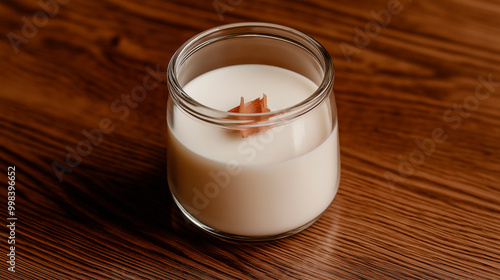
[1,0,499,279]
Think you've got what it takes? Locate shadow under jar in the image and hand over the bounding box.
[166,22,340,242]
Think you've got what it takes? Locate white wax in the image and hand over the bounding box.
[167,64,340,236]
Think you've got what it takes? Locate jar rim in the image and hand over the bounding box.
[167,22,334,128]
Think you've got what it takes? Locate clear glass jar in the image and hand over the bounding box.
[166,22,340,241]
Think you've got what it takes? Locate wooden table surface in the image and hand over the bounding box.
[1,0,499,279]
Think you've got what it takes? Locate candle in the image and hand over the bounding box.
[167,23,339,241]
[168,64,339,237]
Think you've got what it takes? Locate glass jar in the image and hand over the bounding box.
[166,22,340,241]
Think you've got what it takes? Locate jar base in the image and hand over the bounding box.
[171,194,324,242]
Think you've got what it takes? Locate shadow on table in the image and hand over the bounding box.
[56,151,229,245]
